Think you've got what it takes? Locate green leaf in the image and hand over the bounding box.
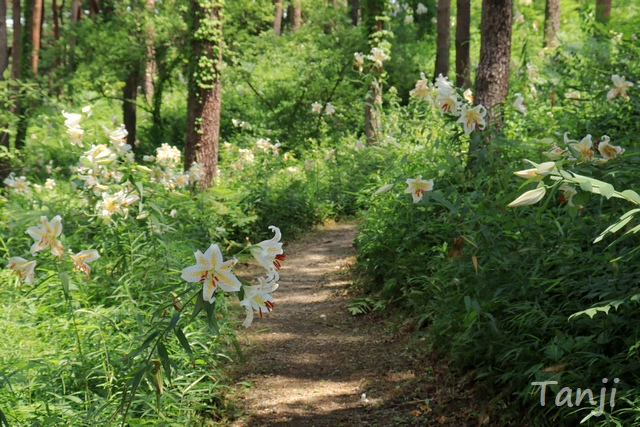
[205,299,219,335]
[165,312,181,337]
[598,182,615,199]
[578,179,592,192]
[0,408,9,427]
[59,272,70,300]
[189,291,204,324]
[157,341,172,385]
[621,189,640,204]
[119,331,161,362]
[175,327,194,365]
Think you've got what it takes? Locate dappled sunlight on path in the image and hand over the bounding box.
[229,220,491,427]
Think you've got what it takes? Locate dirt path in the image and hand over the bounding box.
[229,220,490,427]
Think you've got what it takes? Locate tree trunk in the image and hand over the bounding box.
[595,0,610,24]
[184,0,223,187]
[142,0,156,103]
[434,0,451,79]
[10,0,20,80]
[455,0,471,88]
[52,0,60,40]
[69,0,81,71]
[0,0,7,77]
[89,0,99,17]
[291,1,302,31]
[543,0,560,47]
[273,0,283,35]
[350,0,359,25]
[31,0,43,74]
[123,68,138,148]
[474,0,512,120]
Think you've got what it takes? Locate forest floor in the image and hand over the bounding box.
[227,220,496,427]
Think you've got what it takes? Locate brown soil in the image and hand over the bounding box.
[228,220,494,427]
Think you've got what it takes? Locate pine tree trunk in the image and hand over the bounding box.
[350,0,359,25]
[0,0,7,77]
[10,0,20,80]
[123,68,138,149]
[595,0,610,24]
[273,0,283,35]
[31,0,43,74]
[434,0,451,79]
[69,0,81,71]
[543,0,560,47]
[474,0,512,120]
[52,0,60,40]
[291,1,302,31]
[184,0,223,187]
[455,0,471,88]
[142,0,156,103]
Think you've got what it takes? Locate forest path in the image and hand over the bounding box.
[229,220,487,427]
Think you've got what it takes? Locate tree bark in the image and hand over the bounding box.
[434,0,451,79]
[474,0,512,121]
[184,0,223,187]
[291,1,302,31]
[0,0,7,77]
[142,0,156,103]
[123,68,138,149]
[89,0,100,17]
[10,0,20,80]
[273,0,283,35]
[595,0,610,24]
[455,0,471,88]
[350,0,359,25]
[31,0,43,74]
[543,0,560,47]
[69,0,81,71]
[52,0,60,40]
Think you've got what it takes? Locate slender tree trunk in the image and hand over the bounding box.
[595,0,610,24]
[52,0,60,40]
[69,0,80,71]
[184,0,223,187]
[142,0,156,103]
[543,0,560,47]
[273,0,283,35]
[474,0,512,120]
[123,68,138,148]
[350,0,359,25]
[89,0,99,17]
[10,0,20,81]
[455,0,471,88]
[291,0,302,31]
[434,0,451,79]
[31,0,43,74]
[0,0,7,77]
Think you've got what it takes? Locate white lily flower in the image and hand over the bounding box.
[514,161,556,179]
[44,179,56,189]
[240,272,279,328]
[353,52,365,65]
[70,249,100,276]
[367,47,389,68]
[311,102,323,114]
[416,3,428,14]
[62,111,82,128]
[570,134,594,162]
[82,105,92,114]
[155,143,182,167]
[508,187,546,207]
[325,103,335,115]
[7,257,37,285]
[181,244,242,302]
[597,136,625,160]
[607,75,633,100]
[404,175,434,203]
[250,226,285,272]
[543,143,567,160]
[463,89,474,104]
[25,215,64,258]
[67,127,84,147]
[80,144,117,169]
[457,105,487,134]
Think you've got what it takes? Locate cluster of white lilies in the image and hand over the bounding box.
[509,133,626,208]
[181,226,285,328]
[7,215,100,286]
[411,74,491,135]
